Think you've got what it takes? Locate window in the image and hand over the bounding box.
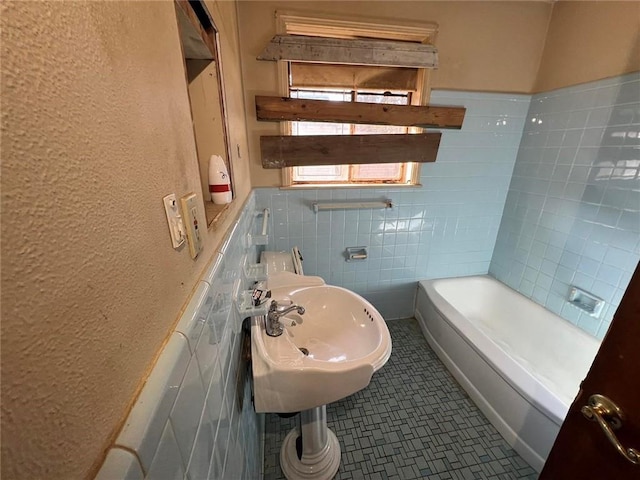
[290,87,417,185]
[275,12,437,188]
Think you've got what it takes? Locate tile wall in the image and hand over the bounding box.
[256,90,530,319]
[95,193,263,480]
[490,72,640,338]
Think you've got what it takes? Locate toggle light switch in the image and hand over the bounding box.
[163,193,186,249]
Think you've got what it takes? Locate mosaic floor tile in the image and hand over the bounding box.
[263,318,538,480]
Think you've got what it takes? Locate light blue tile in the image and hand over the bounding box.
[577,314,601,337]
[614,80,640,105]
[175,282,210,355]
[573,272,595,290]
[561,303,581,324]
[536,272,554,291]
[597,264,624,287]
[618,210,640,233]
[596,320,612,340]
[577,257,600,277]
[532,286,549,304]
[170,357,207,466]
[116,334,190,472]
[490,74,638,335]
[147,422,185,480]
[591,280,616,303]
[545,293,565,315]
[603,247,634,270]
[186,410,215,480]
[519,279,535,297]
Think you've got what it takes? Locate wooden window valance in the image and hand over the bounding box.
[258,34,438,69]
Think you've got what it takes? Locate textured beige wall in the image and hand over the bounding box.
[0,1,251,479]
[535,1,640,92]
[236,1,552,187]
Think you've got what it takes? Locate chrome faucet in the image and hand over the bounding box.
[266,300,305,337]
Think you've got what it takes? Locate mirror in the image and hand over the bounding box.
[175,0,234,227]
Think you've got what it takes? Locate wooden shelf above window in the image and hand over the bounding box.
[256,95,465,130]
[258,34,438,69]
[260,133,441,169]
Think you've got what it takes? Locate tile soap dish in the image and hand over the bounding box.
[568,286,604,317]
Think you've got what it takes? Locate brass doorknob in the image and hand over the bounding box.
[581,394,640,465]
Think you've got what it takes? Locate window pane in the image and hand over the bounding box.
[293,165,348,181]
[356,92,408,105]
[293,121,350,136]
[352,163,403,181]
[353,124,406,135]
[291,89,351,101]
[354,92,408,135]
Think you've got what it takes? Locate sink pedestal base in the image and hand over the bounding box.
[280,405,341,480]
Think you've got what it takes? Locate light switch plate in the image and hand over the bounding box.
[163,194,185,249]
[180,193,203,259]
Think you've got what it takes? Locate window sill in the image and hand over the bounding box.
[279,183,423,190]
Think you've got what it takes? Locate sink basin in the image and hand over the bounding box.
[251,272,392,413]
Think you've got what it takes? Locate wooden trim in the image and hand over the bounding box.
[261,133,441,169]
[175,0,216,59]
[256,96,464,130]
[258,35,438,69]
[275,11,438,43]
[211,25,234,203]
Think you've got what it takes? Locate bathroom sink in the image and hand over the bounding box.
[251,272,392,413]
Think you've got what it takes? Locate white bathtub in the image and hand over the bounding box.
[415,275,600,472]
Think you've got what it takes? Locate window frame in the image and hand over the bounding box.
[275,11,437,188]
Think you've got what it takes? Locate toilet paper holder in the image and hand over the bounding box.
[346,246,368,262]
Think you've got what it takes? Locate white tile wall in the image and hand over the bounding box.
[256,90,531,319]
[490,72,640,338]
[95,193,263,480]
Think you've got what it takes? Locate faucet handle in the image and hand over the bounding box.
[269,297,292,311]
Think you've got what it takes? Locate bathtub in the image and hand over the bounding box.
[415,275,600,472]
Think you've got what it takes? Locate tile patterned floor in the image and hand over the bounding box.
[263,318,539,480]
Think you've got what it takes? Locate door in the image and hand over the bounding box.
[540,263,640,478]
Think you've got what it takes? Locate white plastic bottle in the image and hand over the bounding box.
[208,154,232,204]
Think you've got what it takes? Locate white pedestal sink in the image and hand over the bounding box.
[251,272,392,479]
